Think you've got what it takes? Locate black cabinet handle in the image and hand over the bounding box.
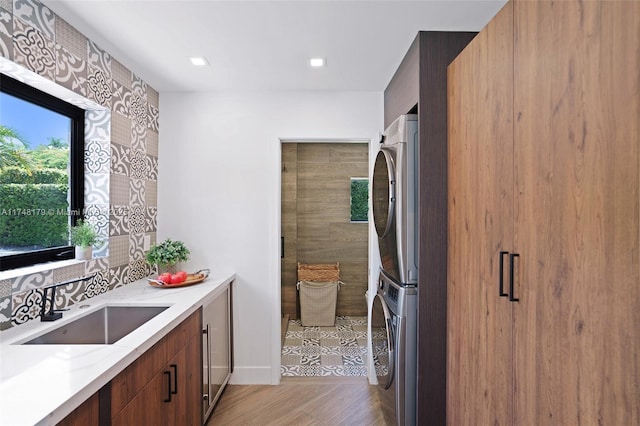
[163,371,172,402]
[509,253,520,302]
[170,364,178,395]
[499,251,509,297]
[281,237,284,259]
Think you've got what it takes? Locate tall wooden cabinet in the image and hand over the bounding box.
[447,3,514,424]
[448,1,640,424]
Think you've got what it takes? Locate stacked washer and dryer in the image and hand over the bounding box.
[371,114,418,426]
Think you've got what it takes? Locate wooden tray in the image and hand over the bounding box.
[148,269,210,288]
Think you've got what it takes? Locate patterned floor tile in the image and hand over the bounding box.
[320,346,343,356]
[320,338,340,346]
[287,322,304,332]
[344,365,368,376]
[321,354,343,366]
[281,354,301,365]
[284,337,302,347]
[281,316,367,377]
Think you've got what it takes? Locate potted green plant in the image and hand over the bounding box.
[145,238,190,273]
[70,219,100,260]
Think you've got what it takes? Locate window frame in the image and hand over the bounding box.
[0,74,85,271]
[349,177,369,223]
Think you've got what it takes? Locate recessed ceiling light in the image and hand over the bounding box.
[309,57,326,68]
[189,57,209,66]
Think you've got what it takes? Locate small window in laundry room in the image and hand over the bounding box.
[350,177,369,222]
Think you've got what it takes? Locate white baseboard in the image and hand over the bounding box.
[229,366,276,385]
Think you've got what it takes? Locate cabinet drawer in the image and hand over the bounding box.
[112,337,201,426]
[110,335,166,417]
[112,350,183,426]
[110,310,200,418]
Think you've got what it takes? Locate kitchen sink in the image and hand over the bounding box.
[23,305,169,345]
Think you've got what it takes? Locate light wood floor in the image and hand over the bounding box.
[206,377,387,425]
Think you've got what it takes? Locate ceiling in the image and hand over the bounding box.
[43,0,507,93]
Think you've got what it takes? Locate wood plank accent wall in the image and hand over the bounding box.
[281,143,369,318]
[281,144,298,317]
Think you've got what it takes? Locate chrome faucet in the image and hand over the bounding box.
[40,274,95,322]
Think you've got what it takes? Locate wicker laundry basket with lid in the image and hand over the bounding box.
[297,262,342,326]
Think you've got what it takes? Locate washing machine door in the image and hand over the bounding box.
[372,290,394,390]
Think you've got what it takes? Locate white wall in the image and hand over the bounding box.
[158,91,383,384]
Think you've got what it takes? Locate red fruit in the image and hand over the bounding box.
[175,271,188,283]
[158,272,173,284]
[171,272,186,284]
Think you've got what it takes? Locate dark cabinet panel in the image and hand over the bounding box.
[383,30,476,426]
[384,36,419,130]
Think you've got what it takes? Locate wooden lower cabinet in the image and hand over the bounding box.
[112,342,200,425]
[57,393,99,426]
[173,336,202,426]
[56,310,204,426]
[110,310,202,426]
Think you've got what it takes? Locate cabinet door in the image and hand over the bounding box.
[110,338,167,417]
[111,311,202,425]
[171,336,202,426]
[513,1,640,424]
[112,345,198,426]
[112,359,173,426]
[447,2,514,424]
[208,288,231,404]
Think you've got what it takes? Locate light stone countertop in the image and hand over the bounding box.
[0,270,235,426]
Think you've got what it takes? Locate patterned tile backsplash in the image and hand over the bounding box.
[55,44,87,96]
[12,270,53,293]
[86,64,112,108]
[0,9,12,59]
[11,288,45,326]
[0,0,159,330]
[85,109,111,140]
[13,15,56,80]
[13,0,54,39]
[85,139,111,174]
[55,17,86,61]
[0,279,11,298]
[52,262,84,283]
[87,38,110,78]
[130,177,145,206]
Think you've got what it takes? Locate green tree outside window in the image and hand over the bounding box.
[350,178,369,222]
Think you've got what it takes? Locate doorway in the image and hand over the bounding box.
[280,141,369,377]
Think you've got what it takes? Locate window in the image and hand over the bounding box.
[350,177,369,222]
[0,74,85,271]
